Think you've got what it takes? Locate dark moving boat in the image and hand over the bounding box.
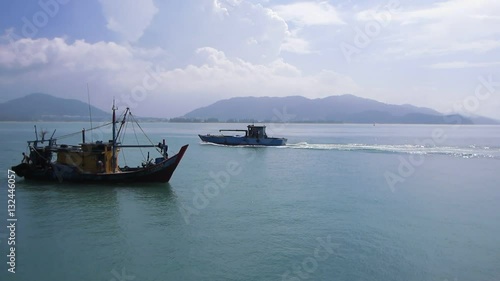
[199,125,287,146]
[11,105,188,184]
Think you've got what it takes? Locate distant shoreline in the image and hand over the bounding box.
[1,120,498,126]
[3,93,499,125]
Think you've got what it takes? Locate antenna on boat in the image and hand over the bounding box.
[111,98,117,173]
[40,129,48,143]
[50,129,56,140]
[87,83,94,142]
[49,129,56,146]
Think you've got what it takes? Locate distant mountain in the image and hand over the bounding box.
[0,93,110,121]
[467,115,500,125]
[183,95,498,124]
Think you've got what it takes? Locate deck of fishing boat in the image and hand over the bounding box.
[11,105,188,184]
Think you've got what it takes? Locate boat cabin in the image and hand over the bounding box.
[55,142,119,174]
[247,125,267,138]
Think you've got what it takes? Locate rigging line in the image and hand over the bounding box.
[131,118,146,161]
[120,120,128,166]
[129,112,162,155]
[54,131,82,140]
[87,83,93,142]
[119,118,128,144]
[121,146,127,167]
[119,119,129,166]
[115,108,129,140]
[56,122,113,140]
[119,119,128,165]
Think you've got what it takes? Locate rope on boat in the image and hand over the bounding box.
[130,118,147,161]
[55,122,113,140]
[119,118,129,166]
[128,112,162,155]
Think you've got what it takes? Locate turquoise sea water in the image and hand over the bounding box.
[0,122,499,281]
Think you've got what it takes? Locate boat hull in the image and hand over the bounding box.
[11,145,188,184]
[198,135,286,146]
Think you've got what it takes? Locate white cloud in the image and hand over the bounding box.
[0,37,172,114]
[156,47,360,115]
[161,47,359,98]
[273,2,345,26]
[2,1,499,120]
[213,0,230,16]
[272,2,345,55]
[375,0,500,57]
[141,0,288,64]
[0,37,360,117]
[99,0,158,42]
[280,29,312,54]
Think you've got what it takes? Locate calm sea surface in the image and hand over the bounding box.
[0,122,499,281]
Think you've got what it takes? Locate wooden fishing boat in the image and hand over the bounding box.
[11,104,188,184]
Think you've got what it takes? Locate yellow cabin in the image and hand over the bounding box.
[56,142,119,174]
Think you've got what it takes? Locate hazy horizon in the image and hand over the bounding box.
[1,0,499,119]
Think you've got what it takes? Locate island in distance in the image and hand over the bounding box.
[0,93,110,122]
[179,95,499,124]
[0,93,498,124]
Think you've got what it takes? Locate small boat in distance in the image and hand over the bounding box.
[199,125,287,146]
[11,104,188,184]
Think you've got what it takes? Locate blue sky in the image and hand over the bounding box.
[1,0,499,118]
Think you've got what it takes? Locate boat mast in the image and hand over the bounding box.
[116,107,130,138]
[112,99,117,172]
[87,83,94,142]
